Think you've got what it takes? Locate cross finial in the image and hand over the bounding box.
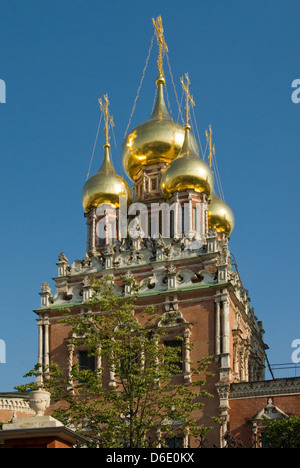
[152,16,168,79]
[205,124,215,168]
[180,73,195,127]
[98,94,115,147]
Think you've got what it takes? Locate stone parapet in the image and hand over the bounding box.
[0,393,35,415]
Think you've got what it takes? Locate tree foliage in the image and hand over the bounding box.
[262,416,300,448]
[17,275,214,448]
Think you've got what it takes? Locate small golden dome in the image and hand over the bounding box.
[82,143,132,212]
[207,192,235,236]
[161,125,214,198]
[122,77,199,182]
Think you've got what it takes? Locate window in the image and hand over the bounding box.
[151,178,157,191]
[97,235,105,246]
[165,437,184,448]
[109,221,116,243]
[163,340,183,373]
[77,350,95,372]
[181,207,186,237]
[259,432,269,448]
[170,210,174,239]
[192,206,197,231]
[97,219,106,246]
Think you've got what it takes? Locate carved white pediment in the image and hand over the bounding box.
[157,310,186,328]
[253,398,288,422]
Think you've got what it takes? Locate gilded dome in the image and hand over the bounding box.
[207,191,235,236]
[121,77,199,182]
[161,125,214,198]
[82,143,132,213]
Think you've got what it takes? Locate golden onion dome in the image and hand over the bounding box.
[161,124,214,198]
[121,76,199,182]
[207,191,235,236]
[82,143,132,212]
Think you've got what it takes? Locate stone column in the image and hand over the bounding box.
[244,347,250,382]
[67,343,75,391]
[200,196,207,240]
[36,317,44,388]
[233,343,239,379]
[37,318,43,367]
[216,383,230,448]
[194,201,201,240]
[221,293,230,369]
[44,314,50,378]
[86,215,91,253]
[118,195,128,241]
[215,297,221,356]
[109,339,116,387]
[188,193,193,239]
[90,206,97,254]
[252,421,258,448]
[173,193,180,239]
[95,346,102,373]
[109,364,115,387]
[183,329,191,382]
[36,313,50,384]
[85,206,97,254]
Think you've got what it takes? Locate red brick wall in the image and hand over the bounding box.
[229,394,300,447]
[47,288,223,447]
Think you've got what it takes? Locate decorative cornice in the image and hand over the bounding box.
[230,377,300,399]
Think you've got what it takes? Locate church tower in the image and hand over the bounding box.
[34,17,266,448]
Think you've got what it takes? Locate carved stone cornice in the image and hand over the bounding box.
[229,377,300,399]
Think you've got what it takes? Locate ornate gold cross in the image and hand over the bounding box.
[180,73,195,127]
[205,124,215,168]
[152,16,168,78]
[98,94,114,146]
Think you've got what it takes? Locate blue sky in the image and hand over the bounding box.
[0,0,299,391]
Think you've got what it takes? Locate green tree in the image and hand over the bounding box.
[17,275,214,448]
[262,416,300,448]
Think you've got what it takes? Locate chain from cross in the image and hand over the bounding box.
[98,94,115,146]
[180,73,195,127]
[152,16,168,78]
